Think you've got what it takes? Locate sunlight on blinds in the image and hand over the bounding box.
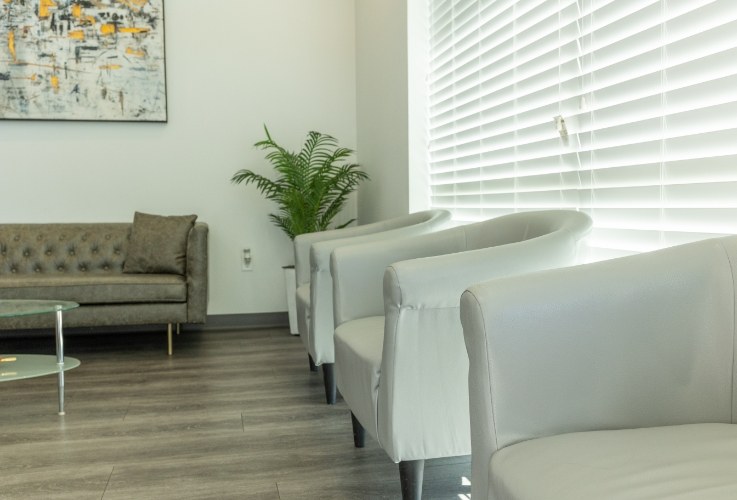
[428,0,737,260]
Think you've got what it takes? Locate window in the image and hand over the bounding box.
[428,0,737,259]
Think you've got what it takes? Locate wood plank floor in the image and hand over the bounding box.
[0,328,471,499]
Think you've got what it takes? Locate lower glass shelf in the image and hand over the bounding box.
[0,354,80,382]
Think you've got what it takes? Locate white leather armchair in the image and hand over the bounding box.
[331,210,592,499]
[461,235,737,500]
[293,209,451,402]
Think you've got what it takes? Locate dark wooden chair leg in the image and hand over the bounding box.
[308,354,318,372]
[399,460,425,500]
[322,363,336,404]
[351,412,365,448]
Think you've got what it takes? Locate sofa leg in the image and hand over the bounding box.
[351,412,365,448]
[308,354,318,372]
[322,363,336,404]
[167,323,173,356]
[399,460,425,500]
[176,323,181,335]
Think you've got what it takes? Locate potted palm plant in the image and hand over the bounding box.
[232,125,369,237]
[232,126,369,333]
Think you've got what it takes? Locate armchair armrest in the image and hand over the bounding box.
[294,224,377,287]
[293,209,452,287]
[330,228,467,327]
[307,225,459,364]
[462,236,737,455]
[461,236,737,500]
[375,235,582,461]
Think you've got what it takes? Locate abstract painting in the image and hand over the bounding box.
[0,0,166,122]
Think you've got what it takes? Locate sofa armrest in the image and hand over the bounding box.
[185,222,208,323]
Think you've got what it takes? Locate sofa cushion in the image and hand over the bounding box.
[490,423,737,499]
[123,212,197,275]
[0,274,186,304]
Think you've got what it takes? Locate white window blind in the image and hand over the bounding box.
[428,0,737,260]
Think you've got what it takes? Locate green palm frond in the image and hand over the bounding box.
[232,125,370,240]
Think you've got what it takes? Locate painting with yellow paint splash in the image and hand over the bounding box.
[0,0,166,121]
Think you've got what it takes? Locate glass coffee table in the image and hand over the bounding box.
[0,300,80,415]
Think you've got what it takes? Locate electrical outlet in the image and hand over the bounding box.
[241,248,253,272]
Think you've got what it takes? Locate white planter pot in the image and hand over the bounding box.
[283,266,298,335]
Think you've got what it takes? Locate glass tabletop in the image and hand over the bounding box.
[0,354,80,381]
[0,300,79,318]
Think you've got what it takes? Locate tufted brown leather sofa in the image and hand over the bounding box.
[0,222,208,354]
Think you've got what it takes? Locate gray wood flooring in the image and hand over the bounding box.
[0,328,470,499]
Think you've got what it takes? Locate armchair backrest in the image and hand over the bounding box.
[332,210,592,327]
[293,209,451,287]
[461,235,737,500]
[463,209,591,250]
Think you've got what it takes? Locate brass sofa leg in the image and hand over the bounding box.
[176,323,181,335]
[167,323,173,356]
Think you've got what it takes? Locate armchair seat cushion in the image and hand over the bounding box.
[296,284,310,312]
[334,315,384,439]
[490,423,737,500]
[296,283,311,352]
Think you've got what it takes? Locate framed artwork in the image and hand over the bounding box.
[0,0,166,122]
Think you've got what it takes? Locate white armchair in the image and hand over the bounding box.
[293,209,451,402]
[461,235,737,500]
[331,210,592,499]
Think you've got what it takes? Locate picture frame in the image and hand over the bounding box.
[0,0,167,122]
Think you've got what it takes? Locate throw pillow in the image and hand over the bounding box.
[123,212,197,274]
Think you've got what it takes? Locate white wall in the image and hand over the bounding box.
[355,0,410,223]
[0,0,357,315]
